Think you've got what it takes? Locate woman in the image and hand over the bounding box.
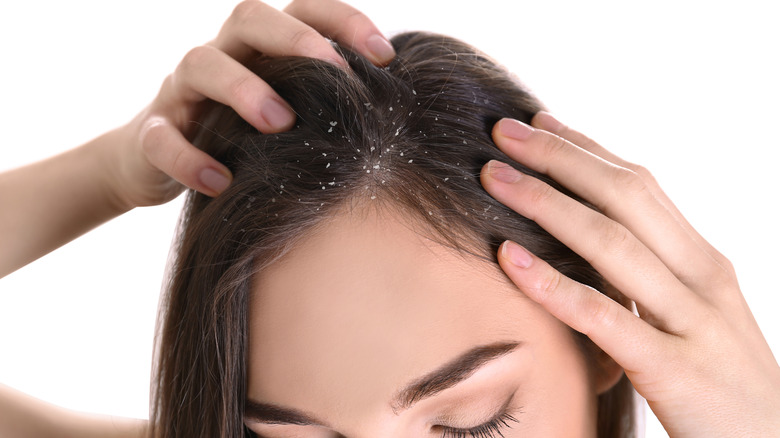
[1,1,778,437]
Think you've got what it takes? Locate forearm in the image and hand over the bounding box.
[0,384,147,438]
[0,128,132,278]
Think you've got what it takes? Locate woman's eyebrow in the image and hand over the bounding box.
[244,341,521,426]
[244,400,330,427]
[390,341,521,413]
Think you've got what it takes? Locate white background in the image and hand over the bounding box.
[1,1,778,436]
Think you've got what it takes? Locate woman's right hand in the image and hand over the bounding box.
[108,0,395,209]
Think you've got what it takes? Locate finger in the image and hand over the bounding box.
[140,116,232,197]
[481,160,701,332]
[531,112,732,273]
[167,45,296,133]
[210,0,348,68]
[497,240,670,374]
[284,0,396,65]
[491,118,725,288]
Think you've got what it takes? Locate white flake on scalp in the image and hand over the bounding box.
[330,121,338,126]
[326,163,331,168]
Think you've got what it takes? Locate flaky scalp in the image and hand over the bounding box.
[150,32,635,438]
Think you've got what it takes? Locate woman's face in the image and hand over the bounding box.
[245,205,607,437]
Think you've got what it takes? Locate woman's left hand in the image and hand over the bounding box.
[480,113,780,437]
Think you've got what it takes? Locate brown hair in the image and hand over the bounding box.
[150,32,635,438]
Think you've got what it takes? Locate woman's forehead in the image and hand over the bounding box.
[245,207,570,411]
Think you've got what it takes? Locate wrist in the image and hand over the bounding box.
[89,125,138,214]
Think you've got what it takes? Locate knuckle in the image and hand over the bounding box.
[139,118,167,157]
[288,27,322,53]
[532,269,563,298]
[612,167,651,200]
[583,294,619,335]
[230,0,261,25]
[526,180,558,208]
[595,218,633,252]
[626,163,659,186]
[541,132,570,158]
[341,9,371,34]
[705,261,737,290]
[612,167,642,190]
[226,73,257,105]
[178,46,212,76]
[710,251,736,278]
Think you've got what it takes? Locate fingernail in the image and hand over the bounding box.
[199,167,231,194]
[261,98,296,130]
[502,241,533,268]
[498,118,534,140]
[534,111,564,133]
[366,34,396,63]
[487,160,522,183]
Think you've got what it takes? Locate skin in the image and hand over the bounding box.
[0,0,394,278]
[245,203,616,437]
[0,1,392,436]
[482,114,780,436]
[2,0,779,436]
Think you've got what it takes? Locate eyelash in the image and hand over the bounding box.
[438,410,520,438]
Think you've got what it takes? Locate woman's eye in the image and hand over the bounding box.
[438,411,520,438]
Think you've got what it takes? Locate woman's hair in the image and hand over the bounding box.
[149,32,635,438]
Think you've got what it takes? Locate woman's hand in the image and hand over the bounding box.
[108,0,395,209]
[0,0,394,277]
[480,113,780,437]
